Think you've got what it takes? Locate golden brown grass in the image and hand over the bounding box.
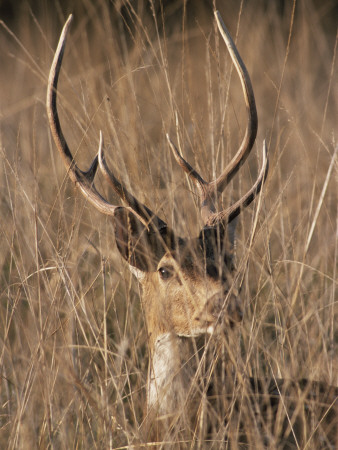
[0,0,337,448]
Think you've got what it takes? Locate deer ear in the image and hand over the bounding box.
[113,207,176,272]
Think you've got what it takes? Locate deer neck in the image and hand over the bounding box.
[147,332,208,415]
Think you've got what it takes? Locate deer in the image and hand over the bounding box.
[47,11,337,447]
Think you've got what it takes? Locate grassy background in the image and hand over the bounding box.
[0,0,337,447]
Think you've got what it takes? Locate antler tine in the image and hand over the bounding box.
[165,134,207,192]
[166,134,219,223]
[212,10,258,194]
[47,15,164,228]
[47,15,117,216]
[206,140,268,227]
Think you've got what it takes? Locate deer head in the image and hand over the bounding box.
[47,11,268,413]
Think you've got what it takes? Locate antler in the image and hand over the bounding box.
[47,14,166,229]
[167,10,268,226]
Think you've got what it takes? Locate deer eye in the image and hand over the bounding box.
[158,266,174,280]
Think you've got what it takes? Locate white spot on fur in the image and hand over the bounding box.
[148,333,188,413]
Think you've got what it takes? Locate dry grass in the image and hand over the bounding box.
[0,0,337,448]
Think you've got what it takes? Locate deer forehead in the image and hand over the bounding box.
[159,237,232,273]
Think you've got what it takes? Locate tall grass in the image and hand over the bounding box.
[0,0,337,447]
